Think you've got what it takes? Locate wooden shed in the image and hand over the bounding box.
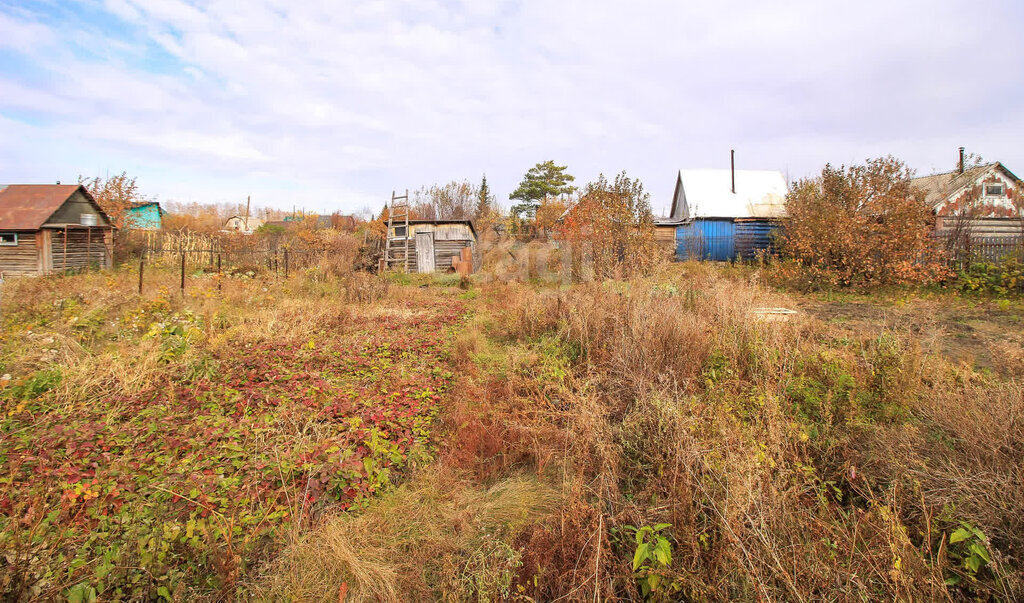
[385,220,476,273]
[0,184,114,276]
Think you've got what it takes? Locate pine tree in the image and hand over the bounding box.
[509,160,576,221]
[476,174,493,219]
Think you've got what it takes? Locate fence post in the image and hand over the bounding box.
[138,257,144,295]
[217,254,222,292]
[180,252,185,295]
[284,249,289,278]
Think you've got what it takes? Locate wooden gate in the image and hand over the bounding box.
[415,232,435,273]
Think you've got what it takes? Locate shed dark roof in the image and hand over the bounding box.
[0,184,105,230]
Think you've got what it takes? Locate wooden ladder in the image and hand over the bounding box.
[383,190,410,272]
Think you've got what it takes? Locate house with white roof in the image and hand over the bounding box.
[660,156,788,261]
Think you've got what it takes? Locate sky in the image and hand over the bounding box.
[1,0,1022,216]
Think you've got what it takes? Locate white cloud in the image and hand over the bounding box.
[0,0,1022,211]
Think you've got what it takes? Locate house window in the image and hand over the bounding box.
[984,184,1005,197]
[0,233,17,246]
[393,225,407,238]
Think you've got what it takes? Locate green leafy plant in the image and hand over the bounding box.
[623,523,676,599]
[3,368,62,400]
[946,522,993,585]
[955,256,1024,296]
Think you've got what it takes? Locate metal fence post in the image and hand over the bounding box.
[138,257,144,295]
[217,254,222,292]
[284,249,289,278]
[180,252,185,294]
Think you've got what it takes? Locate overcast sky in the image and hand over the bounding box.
[1,0,1022,215]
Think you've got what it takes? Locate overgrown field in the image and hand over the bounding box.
[265,264,1024,601]
[2,263,1022,601]
[0,268,464,600]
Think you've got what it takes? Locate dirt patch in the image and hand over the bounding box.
[798,297,1024,378]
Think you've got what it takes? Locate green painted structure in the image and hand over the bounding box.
[124,202,164,230]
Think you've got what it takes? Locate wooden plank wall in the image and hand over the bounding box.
[654,225,677,258]
[50,228,111,272]
[0,232,39,275]
[387,238,419,272]
[434,240,470,271]
[937,218,1024,237]
[386,225,475,273]
[386,237,473,273]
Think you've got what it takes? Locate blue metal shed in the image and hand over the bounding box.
[734,220,782,260]
[662,167,789,262]
[675,219,782,262]
[676,219,735,261]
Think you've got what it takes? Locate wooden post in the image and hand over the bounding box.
[63,225,68,273]
[284,249,289,277]
[217,254,222,292]
[86,227,91,269]
[180,252,185,294]
[138,257,144,295]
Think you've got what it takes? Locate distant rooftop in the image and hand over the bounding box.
[670,169,788,220]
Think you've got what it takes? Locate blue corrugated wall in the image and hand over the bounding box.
[676,219,734,261]
[735,220,781,260]
[676,219,781,261]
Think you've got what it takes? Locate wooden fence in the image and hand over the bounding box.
[935,234,1024,268]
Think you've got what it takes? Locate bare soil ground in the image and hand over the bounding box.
[797,294,1024,378]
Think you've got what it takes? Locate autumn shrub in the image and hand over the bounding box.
[779,157,950,289]
[556,172,662,281]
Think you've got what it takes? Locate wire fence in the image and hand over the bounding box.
[138,246,325,295]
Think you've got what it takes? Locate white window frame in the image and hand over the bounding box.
[0,233,17,246]
[984,183,1006,197]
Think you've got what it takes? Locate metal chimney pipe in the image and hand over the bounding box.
[958,147,965,174]
[730,149,736,193]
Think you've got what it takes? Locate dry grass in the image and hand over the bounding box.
[428,262,1024,601]
[251,468,557,602]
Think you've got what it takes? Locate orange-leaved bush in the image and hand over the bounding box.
[555,171,659,280]
[780,156,949,288]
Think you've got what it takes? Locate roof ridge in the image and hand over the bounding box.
[912,162,997,179]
